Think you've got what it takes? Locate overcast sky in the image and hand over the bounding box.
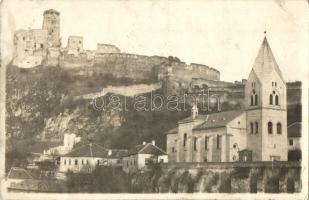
[1,0,307,82]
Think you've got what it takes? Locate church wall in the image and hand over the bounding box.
[227,113,247,162]
[166,133,178,163]
[192,127,226,162]
[177,122,195,162]
[246,109,263,161]
[261,109,288,161]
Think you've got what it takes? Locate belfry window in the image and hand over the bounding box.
[269,94,273,105]
[275,95,279,105]
[268,122,273,134]
[277,123,282,134]
[250,90,258,106]
[183,133,187,147]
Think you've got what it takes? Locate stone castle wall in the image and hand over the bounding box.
[57,52,221,84]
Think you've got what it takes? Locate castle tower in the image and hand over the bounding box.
[42,9,60,47]
[245,35,287,161]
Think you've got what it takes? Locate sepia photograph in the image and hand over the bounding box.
[0,0,308,199]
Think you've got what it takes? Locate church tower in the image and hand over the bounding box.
[245,35,287,161]
[42,9,60,47]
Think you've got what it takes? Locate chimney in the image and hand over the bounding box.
[191,104,198,119]
[142,141,146,145]
[152,140,156,146]
[108,149,112,156]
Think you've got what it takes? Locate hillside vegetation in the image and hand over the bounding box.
[6,63,302,156]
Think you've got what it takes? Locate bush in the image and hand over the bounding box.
[287,177,295,193]
[204,172,219,192]
[265,175,279,193]
[249,173,258,193]
[218,172,231,193]
[65,166,130,193]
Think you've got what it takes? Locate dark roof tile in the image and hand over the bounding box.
[126,143,167,156]
[64,143,127,158]
[193,110,244,131]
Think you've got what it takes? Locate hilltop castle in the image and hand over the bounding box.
[13,9,223,89]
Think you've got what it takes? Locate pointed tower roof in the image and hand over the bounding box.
[252,36,284,82]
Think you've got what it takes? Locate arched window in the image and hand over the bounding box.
[277,123,282,134]
[64,159,66,165]
[275,95,279,105]
[269,94,273,105]
[194,137,197,151]
[255,94,258,105]
[268,122,273,134]
[205,136,209,150]
[183,133,187,147]
[255,122,259,134]
[250,122,254,134]
[75,159,78,165]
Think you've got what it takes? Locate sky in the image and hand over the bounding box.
[1,0,308,82]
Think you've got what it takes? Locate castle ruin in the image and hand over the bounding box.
[13,9,226,93]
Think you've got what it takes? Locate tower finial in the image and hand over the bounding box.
[264,30,267,35]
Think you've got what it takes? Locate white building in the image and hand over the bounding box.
[166,36,288,162]
[59,143,127,173]
[122,141,168,173]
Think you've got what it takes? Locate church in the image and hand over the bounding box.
[166,36,288,162]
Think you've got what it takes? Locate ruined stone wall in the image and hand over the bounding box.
[92,53,167,81]
[13,29,48,68]
[158,62,220,83]
[96,43,120,54]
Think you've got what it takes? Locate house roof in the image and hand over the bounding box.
[126,143,167,156]
[7,179,67,192]
[166,127,178,135]
[193,110,244,131]
[252,37,284,82]
[63,143,127,158]
[7,167,33,180]
[288,122,301,138]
